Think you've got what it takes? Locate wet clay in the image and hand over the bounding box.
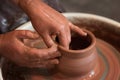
[2,30,120,80]
[24,30,119,80]
[51,30,99,79]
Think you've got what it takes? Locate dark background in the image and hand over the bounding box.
[60,0,120,22]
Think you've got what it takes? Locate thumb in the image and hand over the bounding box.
[15,30,39,39]
[41,33,55,48]
[70,23,87,36]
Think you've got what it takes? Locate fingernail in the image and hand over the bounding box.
[83,32,87,36]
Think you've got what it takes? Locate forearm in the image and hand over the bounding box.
[11,0,46,15]
[11,0,62,22]
[11,0,34,6]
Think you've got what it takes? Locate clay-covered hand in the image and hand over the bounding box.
[0,30,60,68]
[17,0,87,49]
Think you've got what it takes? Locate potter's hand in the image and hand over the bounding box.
[12,0,86,49]
[0,30,60,68]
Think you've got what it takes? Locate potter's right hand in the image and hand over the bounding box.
[0,30,60,68]
[11,0,87,49]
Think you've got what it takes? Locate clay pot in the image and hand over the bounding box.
[53,30,99,79]
[1,13,120,80]
[26,29,99,80]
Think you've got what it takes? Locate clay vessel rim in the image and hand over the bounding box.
[58,30,96,53]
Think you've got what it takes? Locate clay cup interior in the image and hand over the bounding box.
[56,29,99,77]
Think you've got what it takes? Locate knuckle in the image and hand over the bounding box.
[23,30,29,36]
[51,45,57,52]
[44,52,50,59]
[59,25,66,30]
[23,30,33,37]
[12,30,19,36]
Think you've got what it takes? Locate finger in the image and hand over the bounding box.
[47,59,59,64]
[15,30,39,39]
[70,24,87,36]
[28,51,60,63]
[58,30,70,49]
[47,45,61,59]
[28,59,59,68]
[39,45,60,59]
[66,26,71,48]
[28,45,60,60]
[32,59,59,65]
[40,59,59,68]
[41,33,55,47]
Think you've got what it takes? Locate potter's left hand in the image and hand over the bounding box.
[0,30,60,68]
[12,0,87,49]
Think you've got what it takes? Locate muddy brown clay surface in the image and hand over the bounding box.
[25,39,120,80]
[25,30,120,80]
[1,30,120,80]
[50,30,99,80]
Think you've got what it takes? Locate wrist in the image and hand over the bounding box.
[18,0,43,15]
[11,0,19,5]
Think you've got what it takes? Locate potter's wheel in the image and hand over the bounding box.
[91,39,120,80]
[2,38,120,80]
[22,38,119,80]
[1,13,120,80]
[3,39,120,80]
